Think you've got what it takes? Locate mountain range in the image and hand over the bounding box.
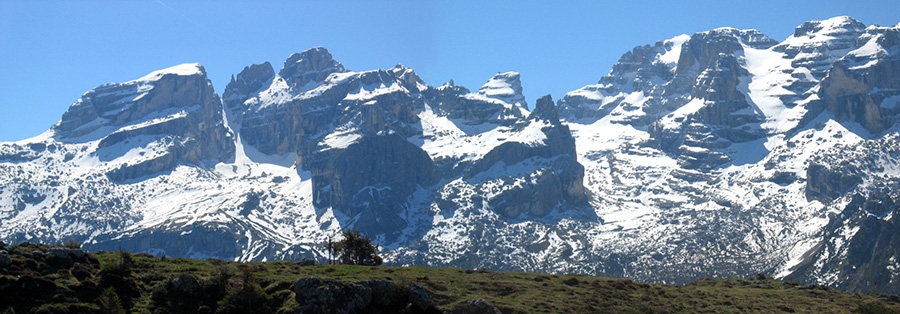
[2,16,899,294]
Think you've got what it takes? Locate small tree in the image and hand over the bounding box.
[98,287,125,314]
[326,230,383,266]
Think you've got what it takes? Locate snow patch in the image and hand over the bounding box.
[131,63,204,83]
[655,34,690,65]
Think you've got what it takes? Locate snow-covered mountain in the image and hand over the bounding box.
[2,16,899,294]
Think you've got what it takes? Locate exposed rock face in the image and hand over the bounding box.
[559,37,683,123]
[427,77,526,125]
[649,28,776,170]
[561,28,779,171]
[805,162,862,202]
[788,133,900,295]
[311,133,436,234]
[230,48,350,156]
[222,61,276,122]
[778,16,866,61]
[820,25,900,133]
[223,50,441,238]
[279,47,347,91]
[52,64,234,182]
[463,95,586,218]
[674,28,778,75]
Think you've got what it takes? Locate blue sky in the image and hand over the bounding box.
[1,0,898,142]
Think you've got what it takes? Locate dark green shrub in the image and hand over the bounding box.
[98,250,140,310]
[33,303,99,314]
[216,268,273,314]
[98,287,125,314]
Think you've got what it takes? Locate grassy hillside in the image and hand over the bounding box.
[1,242,899,313]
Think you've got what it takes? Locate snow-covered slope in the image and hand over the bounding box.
[2,16,899,295]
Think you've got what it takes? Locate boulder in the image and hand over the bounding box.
[408,282,435,311]
[49,247,86,259]
[46,247,87,270]
[360,279,396,307]
[0,250,10,269]
[293,277,373,314]
[298,258,316,266]
[170,275,200,295]
[449,299,502,314]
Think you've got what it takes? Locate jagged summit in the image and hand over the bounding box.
[528,94,560,123]
[390,63,426,90]
[697,27,779,48]
[279,47,347,90]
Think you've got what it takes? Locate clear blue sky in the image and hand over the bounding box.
[1,0,898,142]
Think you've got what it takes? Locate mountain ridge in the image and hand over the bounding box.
[1,16,899,294]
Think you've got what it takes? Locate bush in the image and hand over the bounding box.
[64,239,82,249]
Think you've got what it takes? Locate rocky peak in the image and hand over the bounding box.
[528,95,560,123]
[475,71,528,110]
[558,34,689,122]
[707,27,778,49]
[435,79,469,94]
[54,63,216,140]
[223,62,275,102]
[775,16,867,64]
[222,62,276,116]
[676,28,776,75]
[791,16,866,40]
[279,47,347,90]
[427,73,526,124]
[132,63,208,83]
[390,64,426,91]
[819,23,900,133]
[52,63,234,181]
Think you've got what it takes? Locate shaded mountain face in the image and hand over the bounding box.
[219,50,587,240]
[2,17,900,295]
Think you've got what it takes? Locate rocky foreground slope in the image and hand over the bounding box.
[2,242,899,313]
[1,16,899,294]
